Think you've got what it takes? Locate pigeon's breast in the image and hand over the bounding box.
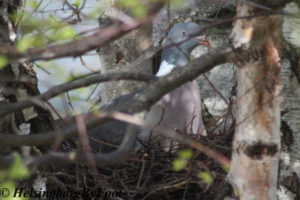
[137,80,207,150]
[158,80,203,135]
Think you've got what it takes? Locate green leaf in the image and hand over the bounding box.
[48,15,61,29]
[92,105,101,115]
[17,37,33,52]
[0,56,8,68]
[222,164,230,172]
[173,159,187,172]
[60,26,76,40]
[132,6,147,18]
[119,0,147,18]
[198,172,213,184]
[178,149,193,159]
[9,154,29,179]
[72,0,82,9]
[11,10,21,24]
[50,26,76,41]
[0,181,17,200]
[17,35,45,52]
[120,0,137,7]
[0,156,29,200]
[30,0,39,8]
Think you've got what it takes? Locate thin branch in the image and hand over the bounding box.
[79,56,98,72]
[246,0,293,9]
[203,74,229,105]
[0,22,147,62]
[0,12,285,63]
[0,46,235,147]
[0,110,230,169]
[0,72,156,118]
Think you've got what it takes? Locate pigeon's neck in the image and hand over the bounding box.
[156,47,190,77]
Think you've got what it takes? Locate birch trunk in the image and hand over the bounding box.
[228,2,284,199]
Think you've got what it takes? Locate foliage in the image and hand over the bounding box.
[198,171,213,184]
[0,56,8,68]
[173,149,193,171]
[0,154,29,200]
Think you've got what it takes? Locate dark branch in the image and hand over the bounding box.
[0,22,145,62]
[0,13,281,63]
[0,46,235,148]
[250,0,293,8]
[0,2,165,62]
[0,112,230,168]
[0,72,156,118]
[28,126,230,168]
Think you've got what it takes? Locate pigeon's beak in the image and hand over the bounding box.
[196,36,213,48]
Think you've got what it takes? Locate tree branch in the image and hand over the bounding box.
[0,22,145,62]
[0,72,156,118]
[0,111,231,168]
[0,2,165,62]
[250,0,293,8]
[0,46,235,147]
[0,46,236,169]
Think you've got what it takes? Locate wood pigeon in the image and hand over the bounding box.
[89,22,209,152]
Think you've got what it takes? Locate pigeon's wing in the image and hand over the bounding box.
[88,120,128,153]
[101,88,145,111]
[88,88,146,152]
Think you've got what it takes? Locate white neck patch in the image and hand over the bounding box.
[156,60,175,77]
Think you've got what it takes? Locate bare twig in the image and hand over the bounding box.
[0,12,285,63]
[0,22,147,62]
[0,47,234,168]
[0,47,233,145]
[0,72,156,118]
[79,56,98,72]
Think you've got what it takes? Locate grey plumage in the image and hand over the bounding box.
[88,22,207,152]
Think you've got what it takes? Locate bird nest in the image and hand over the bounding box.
[44,133,233,200]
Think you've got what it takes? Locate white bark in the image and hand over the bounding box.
[282,2,300,48]
[228,2,283,199]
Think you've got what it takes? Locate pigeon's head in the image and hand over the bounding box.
[164,22,210,55]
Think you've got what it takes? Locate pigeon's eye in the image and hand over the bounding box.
[182,31,186,36]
